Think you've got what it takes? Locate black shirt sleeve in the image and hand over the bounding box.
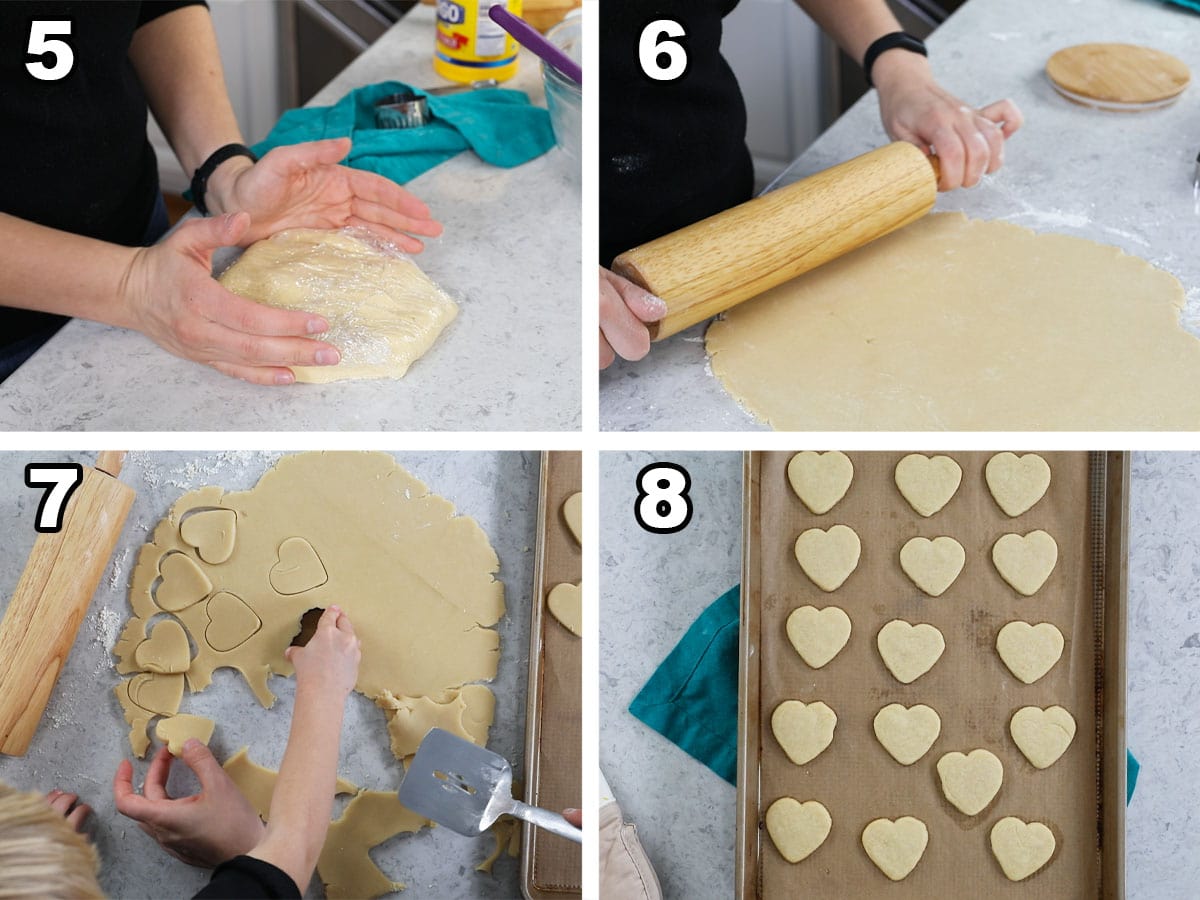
[136,1,208,29]
[192,856,301,900]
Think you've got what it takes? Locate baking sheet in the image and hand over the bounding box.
[738,451,1125,898]
[522,451,582,897]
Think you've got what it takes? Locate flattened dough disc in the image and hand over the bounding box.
[1046,43,1190,110]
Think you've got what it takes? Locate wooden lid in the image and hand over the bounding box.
[1046,43,1190,110]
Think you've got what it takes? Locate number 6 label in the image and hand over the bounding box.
[635,463,693,534]
[639,20,688,81]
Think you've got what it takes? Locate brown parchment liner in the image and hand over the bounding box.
[522,451,582,897]
[741,451,1119,899]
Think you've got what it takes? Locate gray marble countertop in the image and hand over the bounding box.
[0,6,580,432]
[0,450,541,899]
[600,451,1200,899]
[600,0,1200,431]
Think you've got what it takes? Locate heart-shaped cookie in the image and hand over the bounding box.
[899,536,965,597]
[156,714,215,756]
[996,621,1064,684]
[936,749,1003,816]
[873,703,941,765]
[986,452,1051,517]
[204,591,262,652]
[562,492,582,545]
[134,619,191,674]
[128,672,184,716]
[990,817,1056,881]
[786,451,853,515]
[992,530,1058,596]
[1010,706,1076,769]
[269,537,328,595]
[861,817,928,881]
[794,525,860,592]
[894,454,962,517]
[154,552,212,613]
[547,582,582,637]
[180,508,237,565]
[771,700,837,766]
[785,606,851,669]
[765,798,831,864]
[877,620,945,684]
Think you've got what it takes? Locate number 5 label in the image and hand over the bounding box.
[639,20,688,81]
[26,21,74,82]
[635,463,693,534]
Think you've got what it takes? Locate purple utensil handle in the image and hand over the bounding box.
[487,5,582,86]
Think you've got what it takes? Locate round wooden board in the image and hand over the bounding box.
[1046,43,1190,110]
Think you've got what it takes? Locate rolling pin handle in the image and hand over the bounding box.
[95,451,126,478]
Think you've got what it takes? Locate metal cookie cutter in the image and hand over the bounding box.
[373,80,500,130]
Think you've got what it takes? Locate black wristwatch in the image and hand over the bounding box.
[190,143,258,216]
[862,32,928,89]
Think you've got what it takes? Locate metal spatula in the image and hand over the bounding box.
[399,729,582,844]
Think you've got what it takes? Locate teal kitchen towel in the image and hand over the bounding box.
[252,81,555,184]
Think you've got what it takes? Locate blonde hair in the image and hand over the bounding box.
[0,782,104,899]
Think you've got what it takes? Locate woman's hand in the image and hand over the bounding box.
[599,267,667,369]
[45,788,93,834]
[285,605,361,698]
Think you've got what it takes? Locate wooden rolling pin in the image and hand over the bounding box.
[0,452,134,755]
[612,141,939,341]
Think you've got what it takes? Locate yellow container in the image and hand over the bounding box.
[433,0,523,84]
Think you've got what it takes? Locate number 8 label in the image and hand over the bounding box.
[635,463,693,534]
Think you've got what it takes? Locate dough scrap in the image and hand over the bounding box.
[476,815,522,874]
[706,212,1200,430]
[990,817,1056,881]
[794,525,860,592]
[547,582,582,637]
[180,509,237,565]
[1010,705,1077,769]
[985,453,1051,517]
[375,684,495,760]
[873,703,941,765]
[218,228,458,383]
[861,817,928,881]
[993,530,1058,595]
[894,454,961,517]
[936,749,1003,816]
[786,451,853,514]
[155,714,214,756]
[877,620,945,684]
[996,621,1065,684]
[785,605,851,669]
[899,536,965,597]
[113,673,184,757]
[562,492,582,546]
[153,552,213,613]
[771,700,836,766]
[764,798,831,863]
[225,746,357,816]
[268,537,328,595]
[134,619,191,674]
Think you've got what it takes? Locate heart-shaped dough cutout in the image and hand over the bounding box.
[1010,706,1076,769]
[990,817,1056,881]
[936,749,1003,816]
[986,452,1051,517]
[771,700,837,766]
[786,451,853,515]
[547,582,582,637]
[899,536,965,597]
[155,714,214,756]
[180,509,237,565]
[562,492,582,546]
[794,525,860,592]
[129,672,184,716]
[996,621,1064,684]
[134,619,191,674]
[861,817,928,881]
[204,591,262,652]
[992,530,1058,596]
[785,606,851,669]
[877,620,945,684]
[269,537,328,595]
[765,798,831,863]
[894,454,962,517]
[155,552,212,613]
[873,703,941,765]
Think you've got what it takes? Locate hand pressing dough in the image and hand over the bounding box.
[134,619,191,674]
[861,817,928,881]
[218,228,458,383]
[993,530,1058,595]
[997,621,1065,684]
[764,798,831,863]
[873,704,941,765]
[936,749,1003,816]
[156,714,214,756]
[785,605,851,668]
[786,451,853,514]
[1010,706,1076,769]
[180,509,237,565]
[899,536,965,597]
[985,453,1051,517]
[706,212,1200,431]
[894,454,961,517]
[562,492,582,545]
[794,525,860,592]
[990,817,1056,881]
[375,684,495,759]
[771,700,836,766]
[877,620,945,684]
[547,582,582,637]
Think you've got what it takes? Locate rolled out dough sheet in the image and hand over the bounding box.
[218,228,457,383]
[706,213,1200,430]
